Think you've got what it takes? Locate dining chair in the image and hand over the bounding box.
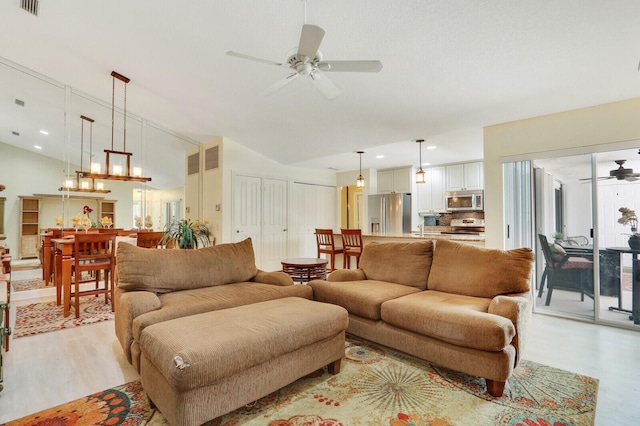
[538,234,594,306]
[136,231,166,248]
[341,228,363,269]
[315,229,343,272]
[71,233,116,319]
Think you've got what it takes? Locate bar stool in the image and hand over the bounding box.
[315,229,343,272]
[341,228,363,269]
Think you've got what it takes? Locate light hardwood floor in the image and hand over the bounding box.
[1,268,639,425]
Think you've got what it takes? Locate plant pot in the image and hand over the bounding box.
[628,234,640,250]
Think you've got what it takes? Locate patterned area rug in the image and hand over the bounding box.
[3,337,598,426]
[13,298,114,338]
[11,278,47,292]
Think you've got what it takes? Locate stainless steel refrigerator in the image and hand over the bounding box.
[368,193,411,235]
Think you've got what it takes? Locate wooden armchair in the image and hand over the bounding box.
[341,228,363,269]
[315,229,343,272]
[71,233,116,319]
[136,231,166,249]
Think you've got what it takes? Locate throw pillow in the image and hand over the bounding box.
[427,239,534,298]
[116,237,258,293]
[359,240,433,289]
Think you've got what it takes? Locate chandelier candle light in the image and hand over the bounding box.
[80,71,151,183]
[59,115,110,193]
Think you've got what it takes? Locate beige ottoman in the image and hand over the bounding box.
[139,297,348,426]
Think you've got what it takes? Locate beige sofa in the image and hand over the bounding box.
[114,238,312,372]
[308,239,534,397]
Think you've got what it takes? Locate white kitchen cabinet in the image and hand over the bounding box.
[378,167,412,194]
[446,162,484,191]
[417,166,446,212]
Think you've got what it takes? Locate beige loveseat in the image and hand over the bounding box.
[308,239,534,397]
[114,238,312,372]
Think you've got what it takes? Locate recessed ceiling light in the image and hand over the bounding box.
[422,162,431,166]
[376,155,384,159]
[34,145,42,150]
[40,130,49,135]
[426,145,436,150]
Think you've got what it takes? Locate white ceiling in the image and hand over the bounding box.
[2,0,640,189]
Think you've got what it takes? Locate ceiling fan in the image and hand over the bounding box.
[580,159,640,182]
[226,24,382,99]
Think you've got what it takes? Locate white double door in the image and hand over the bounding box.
[232,174,288,271]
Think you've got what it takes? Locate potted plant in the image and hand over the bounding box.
[552,232,564,243]
[160,218,211,249]
[618,207,640,249]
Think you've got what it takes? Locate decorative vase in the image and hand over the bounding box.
[628,234,640,250]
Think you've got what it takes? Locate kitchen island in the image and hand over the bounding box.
[361,232,485,247]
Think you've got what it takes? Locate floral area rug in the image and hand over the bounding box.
[11,278,47,292]
[13,297,114,338]
[3,337,598,426]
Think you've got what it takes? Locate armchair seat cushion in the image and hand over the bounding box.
[309,280,421,320]
[561,257,593,269]
[381,290,516,352]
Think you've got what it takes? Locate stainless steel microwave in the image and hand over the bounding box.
[445,190,484,212]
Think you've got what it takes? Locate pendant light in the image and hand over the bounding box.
[80,71,152,183]
[356,151,365,188]
[59,115,110,193]
[415,139,426,184]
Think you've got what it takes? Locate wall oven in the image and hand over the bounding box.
[445,190,484,212]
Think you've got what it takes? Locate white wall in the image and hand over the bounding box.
[219,137,338,244]
[484,97,640,249]
[0,142,135,255]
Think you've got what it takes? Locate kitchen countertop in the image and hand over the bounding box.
[361,232,485,243]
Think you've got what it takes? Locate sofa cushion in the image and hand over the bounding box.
[309,279,421,320]
[131,281,313,342]
[359,240,433,289]
[428,240,533,298]
[381,290,516,352]
[117,238,258,293]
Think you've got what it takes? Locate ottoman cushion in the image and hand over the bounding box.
[140,297,348,392]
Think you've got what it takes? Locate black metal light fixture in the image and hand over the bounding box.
[356,151,365,188]
[415,139,426,184]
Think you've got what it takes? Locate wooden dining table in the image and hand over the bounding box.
[52,234,137,318]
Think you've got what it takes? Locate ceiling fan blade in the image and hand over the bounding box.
[626,176,640,182]
[259,73,300,96]
[309,71,341,99]
[317,60,383,72]
[297,24,325,61]
[226,51,284,67]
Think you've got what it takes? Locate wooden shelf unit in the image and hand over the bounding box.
[19,196,41,259]
[99,200,116,228]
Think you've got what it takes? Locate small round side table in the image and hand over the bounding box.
[281,258,328,283]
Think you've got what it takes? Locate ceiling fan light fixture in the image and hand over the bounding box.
[356,151,365,188]
[416,139,426,184]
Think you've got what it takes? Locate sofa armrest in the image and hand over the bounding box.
[114,288,162,364]
[253,270,295,286]
[328,269,366,282]
[488,292,532,366]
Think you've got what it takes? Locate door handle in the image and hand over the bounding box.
[282,229,287,232]
[236,230,240,233]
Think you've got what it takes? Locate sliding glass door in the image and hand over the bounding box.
[506,147,640,329]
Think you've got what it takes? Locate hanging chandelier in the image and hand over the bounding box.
[356,151,365,188]
[80,71,152,183]
[415,139,426,184]
[59,115,110,193]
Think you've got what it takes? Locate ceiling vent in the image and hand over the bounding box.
[14,98,25,107]
[20,0,39,16]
